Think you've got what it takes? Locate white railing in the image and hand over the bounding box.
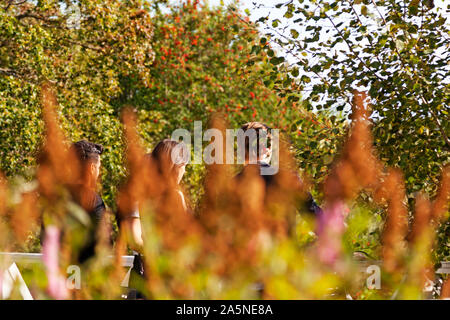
[436,261,450,274]
[0,252,135,300]
[355,259,450,274]
[1,252,449,300]
[0,252,135,267]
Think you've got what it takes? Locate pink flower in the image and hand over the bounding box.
[316,201,347,266]
[42,226,68,300]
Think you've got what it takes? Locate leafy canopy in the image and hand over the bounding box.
[254,0,449,197]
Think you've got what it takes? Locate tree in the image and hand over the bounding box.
[114,1,300,134]
[112,0,335,204]
[0,0,155,205]
[254,0,449,197]
[0,0,347,209]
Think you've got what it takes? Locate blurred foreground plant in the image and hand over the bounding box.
[0,88,448,300]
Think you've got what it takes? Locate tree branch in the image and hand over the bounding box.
[318,3,383,82]
[3,0,27,11]
[64,39,106,52]
[15,11,60,23]
[420,95,450,149]
[370,0,409,73]
[0,66,38,84]
[349,1,383,67]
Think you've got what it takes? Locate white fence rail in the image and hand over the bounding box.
[0,252,449,300]
[354,259,450,274]
[0,252,135,267]
[0,252,135,300]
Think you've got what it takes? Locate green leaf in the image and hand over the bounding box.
[301,75,311,83]
[270,56,285,65]
[361,5,368,16]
